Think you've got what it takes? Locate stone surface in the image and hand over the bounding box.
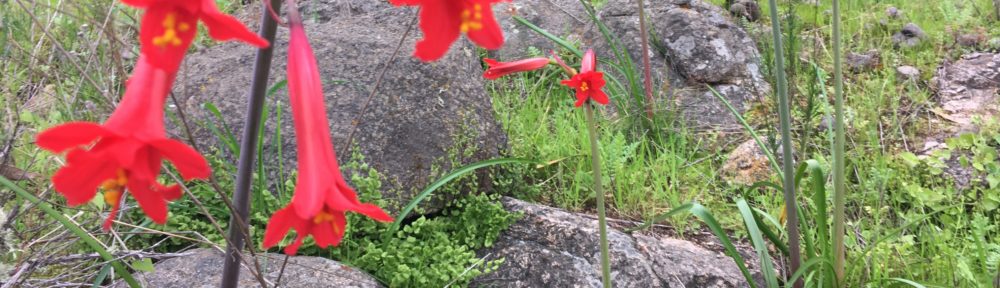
[491,0,590,60]
[727,0,761,22]
[177,1,506,214]
[892,23,926,48]
[917,53,1000,189]
[930,53,1000,128]
[113,248,381,288]
[472,197,764,287]
[896,65,921,82]
[721,139,774,185]
[845,50,882,72]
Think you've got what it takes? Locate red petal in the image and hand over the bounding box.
[483,58,549,80]
[128,179,169,224]
[591,89,610,105]
[580,49,596,73]
[52,151,118,206]
[198,0,269,48]
[129,146,162,182]
[329,181,393,222]
[36,122,109,153]
[311,212,346,248]
[286,21,336,219]
[157,184,183,201]
[139,7,198,72]
[465,2,504,50]
[413,1,462,61]
[263,206,298,248]
[102,195,123,231]
[149,139,211,180]
[118,0,154,7]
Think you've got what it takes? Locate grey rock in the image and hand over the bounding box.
[919,53,1000,189]
[892,23,926,48]
[896,65,920,82]
[472,197,764,287]
[845,50,882,72]
[114,248,381,288]
[886,6,901,19]
[728,0,761,22]
[930,53,1000,127]
[177,1,506,215]
[491,0,589,60]
[957,33,985,48]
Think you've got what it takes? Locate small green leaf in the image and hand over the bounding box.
[132,258,155,272]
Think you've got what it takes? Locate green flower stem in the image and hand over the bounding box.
[585,103,612,288]
[831,0,847,285]
[765,0,803,286]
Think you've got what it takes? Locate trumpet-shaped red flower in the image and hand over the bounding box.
[390,0,505,61]
[262,19,393,255]
[482,57,550,79]
[36,57,210,230]
[119,0,269,72]
[559,49,609,107]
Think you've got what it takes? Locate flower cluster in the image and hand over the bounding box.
[37,0,266,230]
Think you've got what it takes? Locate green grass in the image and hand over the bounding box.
[2,0,999,287]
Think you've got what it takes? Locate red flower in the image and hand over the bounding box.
[559,49,609,107]
[119,0,269,72]
[390,0,504,61]
[36,57,210,230]
[262,19,393,255]
[482,57,550,79]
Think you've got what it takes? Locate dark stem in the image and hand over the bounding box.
[220,0,283,287]
[636,0,655,121]
[585,103,611,288]
[765,0,802,287]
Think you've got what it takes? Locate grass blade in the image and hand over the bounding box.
[625,202,693,232]
[737,199,779,288]
[384,158,540,237]
[0,176,140,287]
[510,16,582,57]
[690,203,758,288]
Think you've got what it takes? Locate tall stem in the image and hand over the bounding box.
[220,0,282,287]
[831,0,847,285]
[637,0,655,121]
[765,0,802,286]
[585,104,611,288]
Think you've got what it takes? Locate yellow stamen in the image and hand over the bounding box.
[313,211,335,224]
[580,82,589,91]
[459,3,485,33]
[152,12,190,48]
[101,169,128,205]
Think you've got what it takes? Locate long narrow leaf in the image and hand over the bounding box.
[689,203,758,288]
[0,176,140,287]
[737,199,779,288]
[384,158,539,237]
[624,202,693,232]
